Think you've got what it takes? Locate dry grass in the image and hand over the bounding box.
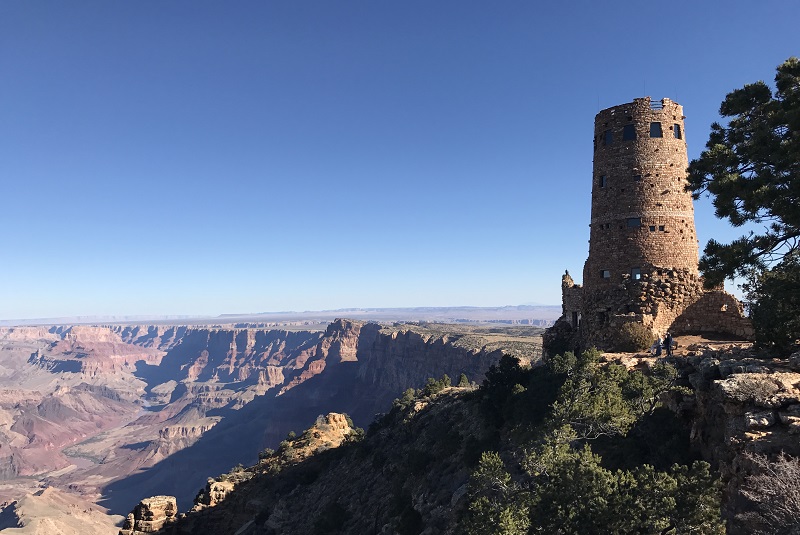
[739,452,800,534]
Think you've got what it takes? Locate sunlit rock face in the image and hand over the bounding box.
[118,495,178,535]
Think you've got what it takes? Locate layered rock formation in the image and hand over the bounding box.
[119,496,178,535]
[101,320,533,512]
[0,320,542,533]
[120,390,484,535]
[0,487,122,534]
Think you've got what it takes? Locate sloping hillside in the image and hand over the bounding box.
[128,348,729,534]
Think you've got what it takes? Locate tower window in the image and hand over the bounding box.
[650,122,663,137]
[673,124,682,139]
[626,217,641,228]
[622,124,636,140]
[649,225,656,232]
[603,130,613,145]
[633,174,641,182]
[631,267,641,280]
[601,270,611,279]
[658,225,665,231]
[599,175,607,188]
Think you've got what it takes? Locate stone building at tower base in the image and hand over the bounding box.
[544,97,753,353]
[546,269,754,354]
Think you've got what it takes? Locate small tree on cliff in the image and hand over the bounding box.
[687,57,800,349]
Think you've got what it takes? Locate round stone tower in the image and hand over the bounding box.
[547,96,754,353]
[581,97,701,341]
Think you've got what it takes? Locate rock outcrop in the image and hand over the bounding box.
[666,345,800,533]
[119,496,178,535]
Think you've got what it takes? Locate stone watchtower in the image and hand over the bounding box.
[584,98,698,286]
[550,97,752,351]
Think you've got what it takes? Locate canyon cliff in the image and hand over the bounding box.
[0,320,541,534]
[121,338,800,535]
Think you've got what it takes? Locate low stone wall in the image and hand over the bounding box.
[671,290,754,340]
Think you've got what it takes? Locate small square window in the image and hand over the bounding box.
[673,124,682,139]
[603,130,613,145]
[650,122,663,138]
[601,270,611,279]
[599,175,607,188]
[633,175,641,182]
[659,225,665,231]
[626,217,641,228]
[649,225,656,232]
[631,268,641,280]
[622,124,636,140]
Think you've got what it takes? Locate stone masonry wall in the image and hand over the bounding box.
[579,266,705,347]
[671,290,755,339]
[561,271,583,328]
[583,97,698,294]
[574,266,753,349]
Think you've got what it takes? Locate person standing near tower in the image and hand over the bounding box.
[665,332,673,357]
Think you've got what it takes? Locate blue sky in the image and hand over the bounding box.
[0,1,797,319]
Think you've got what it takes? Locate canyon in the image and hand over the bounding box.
[0,320,543,533]
[121,338,800,535]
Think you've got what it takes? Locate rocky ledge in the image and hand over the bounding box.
[666,343,800,533]
[118,413,358,535]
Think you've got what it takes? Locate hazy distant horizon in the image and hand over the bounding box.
[0,303,562,327]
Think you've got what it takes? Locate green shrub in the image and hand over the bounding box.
[613,322,653,352]
[422,375,451,397]
[392,388,418,411]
